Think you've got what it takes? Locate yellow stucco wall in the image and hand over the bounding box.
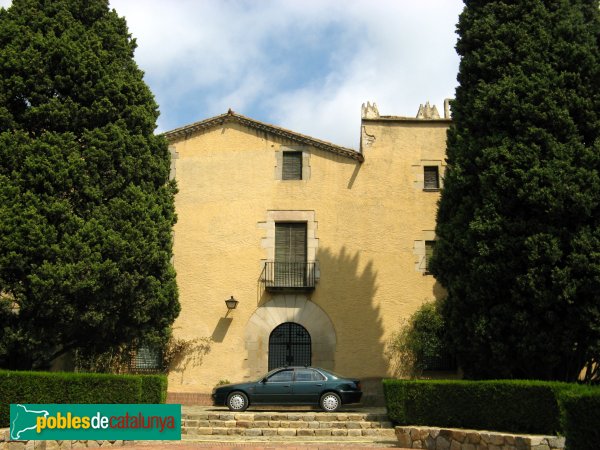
[167,115,449,393]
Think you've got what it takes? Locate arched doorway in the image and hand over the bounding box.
[268,322,311,370]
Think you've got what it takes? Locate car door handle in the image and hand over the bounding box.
[316,384,323,386]
[283,385,290,387]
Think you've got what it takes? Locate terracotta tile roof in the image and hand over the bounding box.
[163,109,364,162]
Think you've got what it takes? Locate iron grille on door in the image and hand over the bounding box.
[268,322,311,370]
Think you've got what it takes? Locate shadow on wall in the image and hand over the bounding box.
[315,246,387,404]
[433,280,447,302]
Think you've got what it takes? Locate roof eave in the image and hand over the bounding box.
[163,111,364,163]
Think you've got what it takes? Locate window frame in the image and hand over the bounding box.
[281,151,303,180]
[424,240,436,274]
[423,165,440,191]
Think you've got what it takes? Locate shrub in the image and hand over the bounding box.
[560,388,600,450]
[0,370,168,427]
[383,379,576,435]
[386,300,455,377]
[139,375,168,404]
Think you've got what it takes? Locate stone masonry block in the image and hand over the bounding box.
[235,421,252,428]
[297,429,315,437]
[234,414,252,421]
[243,429,262,437]
[277,429,296,437]
[314,429,331,436]
[211,428,229,435]
[7,443,25,450]
[436,436,451,450]
[195,428,212,435]
[331,429,348,436]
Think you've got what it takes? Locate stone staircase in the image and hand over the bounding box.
[181,409,397,444]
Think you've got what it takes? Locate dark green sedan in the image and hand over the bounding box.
[211,367,362,412]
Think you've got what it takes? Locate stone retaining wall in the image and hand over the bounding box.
[0,429,133,449]
[395,426,566,450]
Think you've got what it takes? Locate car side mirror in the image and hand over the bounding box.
[261,378,267,384]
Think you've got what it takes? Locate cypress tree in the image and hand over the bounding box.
[430,0,600,381]
[0,0,179,369]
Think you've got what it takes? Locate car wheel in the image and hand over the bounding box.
[226,391,249,411]
[320,392,341,412]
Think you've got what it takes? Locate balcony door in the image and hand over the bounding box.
[275,222,307,287]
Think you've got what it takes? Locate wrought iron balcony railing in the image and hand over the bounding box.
[260,261,317,290]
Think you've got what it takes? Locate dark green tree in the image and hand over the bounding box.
[430,0,600,381]
[0,0,179,370]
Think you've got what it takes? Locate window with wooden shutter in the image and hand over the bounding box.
[282,152,303,180]
[425,240,435,273]
[275,222,307,286]
[424,166,440,190]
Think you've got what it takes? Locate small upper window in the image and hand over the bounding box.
[282,152,303,180]
[423,166,440,190]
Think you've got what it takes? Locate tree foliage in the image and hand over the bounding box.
[0,0,179,369]
[430,0,600,381]
[386,300,453,378]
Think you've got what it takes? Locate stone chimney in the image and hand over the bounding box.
[444,98,451,119]
[416,101,440,119]
[361,101,380,119]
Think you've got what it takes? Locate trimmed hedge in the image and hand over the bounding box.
[560,388,600,450]
[140,374,168,404]
[383,379,577,435]
[0,371,168,427]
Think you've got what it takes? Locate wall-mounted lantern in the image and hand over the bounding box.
[225,296,239,310]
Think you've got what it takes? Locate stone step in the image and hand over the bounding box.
[180,409,396,443]
[182,427,397,438]
[182,412,391,423]
[183,419,393,429]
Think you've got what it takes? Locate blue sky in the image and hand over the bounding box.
[0,0,464,149]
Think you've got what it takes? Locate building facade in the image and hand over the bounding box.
[164,102,450,397]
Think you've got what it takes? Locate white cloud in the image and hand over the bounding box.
[1,0,464,148]
[114,0,463,147]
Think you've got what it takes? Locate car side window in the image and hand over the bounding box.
[267,369,293,382]
[295,369,326,382]
[312,370,326,381]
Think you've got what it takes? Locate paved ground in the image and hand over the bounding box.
[126,443,409,450]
